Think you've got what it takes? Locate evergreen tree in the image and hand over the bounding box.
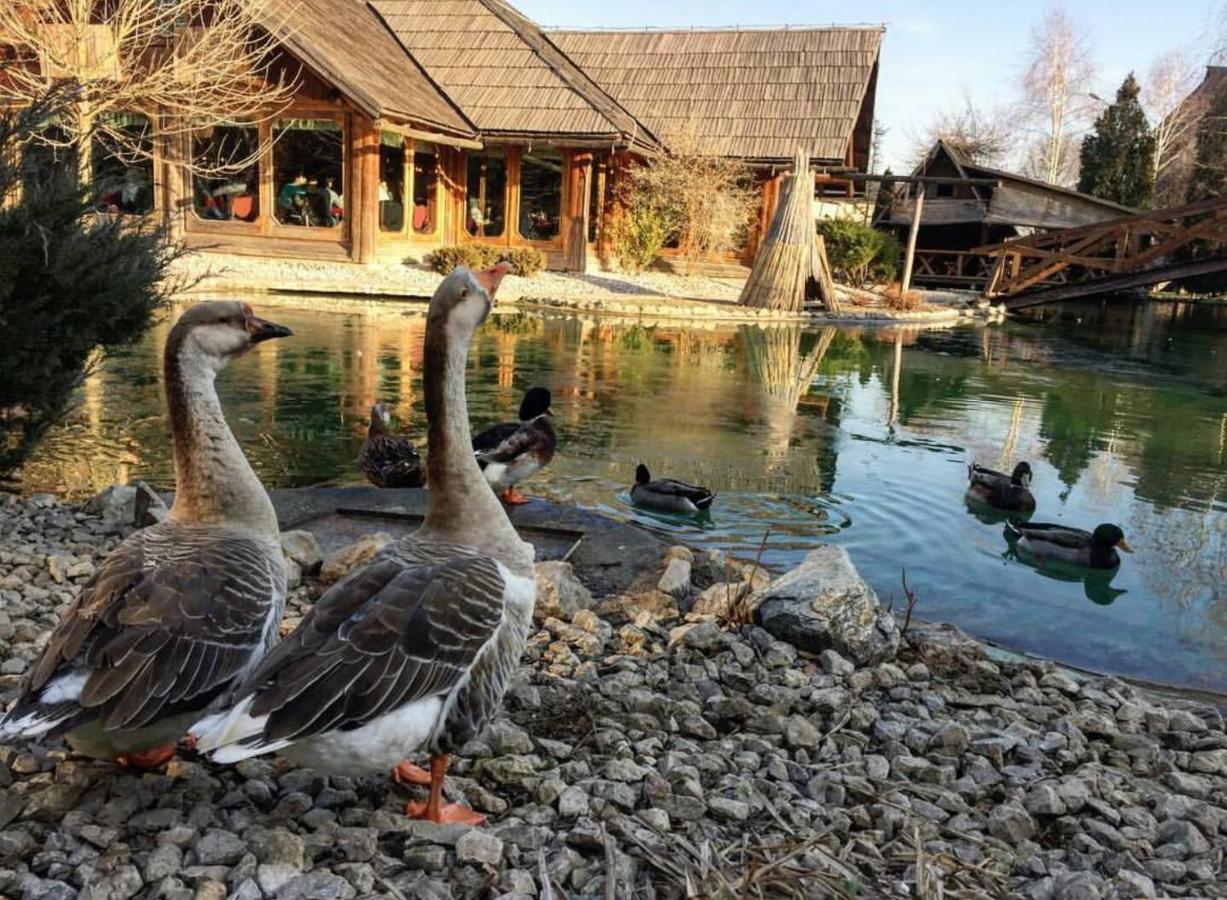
[1077,73,1156,207]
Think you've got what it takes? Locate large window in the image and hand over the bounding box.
[519,148,563,241]
[379,131,406,233]
[412,141,439,234]
[273,118,344,228]
[465,148,506,238]
[191,124,260,223]
[91,114,154,215]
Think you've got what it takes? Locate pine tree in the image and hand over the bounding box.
[1077,73,1156,207]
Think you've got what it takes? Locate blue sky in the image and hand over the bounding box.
[518,0,1218,170]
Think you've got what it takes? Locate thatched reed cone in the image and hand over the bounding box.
[739,149,840,314]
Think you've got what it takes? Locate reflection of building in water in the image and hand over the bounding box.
[494,332,518,388]
[258,334,280,423]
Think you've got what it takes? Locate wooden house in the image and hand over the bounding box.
[72,0,885,273]
[876,141,1134,289]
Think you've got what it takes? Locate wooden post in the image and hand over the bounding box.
[900,181,926,293]
[351,115,380,264]
[563,151,591,273]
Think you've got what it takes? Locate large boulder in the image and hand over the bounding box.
[533,561,593,623]
[753,545,899,665]
[280,530,323,576]
[82,482,167,528]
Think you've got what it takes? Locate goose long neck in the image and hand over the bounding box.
[164,337,279,536]
[422,318,529,572]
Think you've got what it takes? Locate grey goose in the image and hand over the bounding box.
[0,302,292,766]
[192,264,536,826]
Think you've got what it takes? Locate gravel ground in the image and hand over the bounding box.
[1,494,1225,899]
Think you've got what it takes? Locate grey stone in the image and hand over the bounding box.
[534,561,594,622]
[656,557,692,599]
[194,830,247,866]
[280,530,323,575]
[144,844,184,882]
[257,864,301,896]
[1052,871,1103,900]
[1025,784,1068,817]
[988,803,1036,843]
[455,829,504,865]
[557,785,589,818]
[708,798,751,821]
[274,872,356,899]
[784,715,821,749]
[80,866,143,900]
[753,546,900,665]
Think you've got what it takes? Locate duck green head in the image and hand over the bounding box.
[1011,461,1033,487]
[635,464,651,485]
[1092,523,1133,553]
[519,387,553,421]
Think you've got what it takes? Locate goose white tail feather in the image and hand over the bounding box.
[190,696,272,757]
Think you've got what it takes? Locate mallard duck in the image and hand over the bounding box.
[630,464,715,515]
[191,264,536,826]
[0,302,292,767]
[966,461,1036,513]
[472,387,556,505]
[1004,521,1133,570]
[360,403,424,488]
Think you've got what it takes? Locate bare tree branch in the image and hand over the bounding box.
[1146,48,1208,206]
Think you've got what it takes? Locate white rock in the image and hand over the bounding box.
[533,561,593,623]
[656,557,692,599]
[280,530,323,575]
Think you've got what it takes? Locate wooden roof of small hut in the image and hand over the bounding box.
[881,140,1134,231]
[548,26,884,163]
[267,0,475,139]
[369,0,657,148]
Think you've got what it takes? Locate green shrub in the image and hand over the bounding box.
[502,247,545,277]
[0,88,178,478]
[421,245,544,278]
[817,219,900,286]
[422,244,491,274]
[609,198,671,273]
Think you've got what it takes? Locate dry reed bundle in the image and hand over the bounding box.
[739,149,840,314]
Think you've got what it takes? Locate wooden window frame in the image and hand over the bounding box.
[183,120,266,236]
[515,145,566,250]
[267,108,349,243]
[408,136,443,244]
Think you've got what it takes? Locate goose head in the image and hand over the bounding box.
[519,387,553,421]
[427,263,511,339]
[1010,461,1033,488]
[172,301,293,372]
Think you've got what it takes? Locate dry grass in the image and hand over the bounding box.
[882,283,925,311]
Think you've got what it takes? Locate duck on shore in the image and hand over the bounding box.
[0,302,292,767]
[966,461,1036,513]
[472,387,556,504]
[360,403,425,488]
[1005,521,1133,570]
[630,464,715,515]
[191,264,535,826]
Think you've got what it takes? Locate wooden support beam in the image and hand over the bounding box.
[900,182,926,293]
[1002,256,1227,309]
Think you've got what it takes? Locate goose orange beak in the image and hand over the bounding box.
[474,262,511,301]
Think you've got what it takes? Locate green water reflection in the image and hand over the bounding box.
[19,298,1227,692]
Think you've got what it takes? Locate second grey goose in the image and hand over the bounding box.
[0,302,292,766]
[192,264,535,826]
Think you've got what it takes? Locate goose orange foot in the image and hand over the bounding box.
[116,744,177,769]
[391,761,431,786]
[402,753,487,826]
[498,487,531,505]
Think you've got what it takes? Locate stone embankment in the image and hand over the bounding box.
[1,492,1224,899]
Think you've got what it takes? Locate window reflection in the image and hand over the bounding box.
[192,124,260,223]
[465,148,506,238]
[519,148,562,241]
[379,131,406,233]
[91,114,154,215]
[413,141,438,234]
[273,119,344,228]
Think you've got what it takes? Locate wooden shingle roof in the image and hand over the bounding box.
[268,0,474,137]
[549,27,884,163]
[369,0,654,146]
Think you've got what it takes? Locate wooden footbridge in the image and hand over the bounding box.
[977,195,1227,309]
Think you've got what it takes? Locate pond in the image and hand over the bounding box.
[19,297,1227,694]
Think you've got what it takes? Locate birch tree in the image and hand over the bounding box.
[1145,48,1206,206]
[1020,4,1098,186]
[0,0,297,185]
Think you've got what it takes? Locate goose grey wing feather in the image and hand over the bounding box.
[10,524,282,734]
[234,549,507,746]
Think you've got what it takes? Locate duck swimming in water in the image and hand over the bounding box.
[360,403,424,488]
[0,302,292,767]
[472,387,556,505]
[630,464,715,515]
[966,461,1036,513]
[191,264,535,826]
[1005,521,1133,570]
